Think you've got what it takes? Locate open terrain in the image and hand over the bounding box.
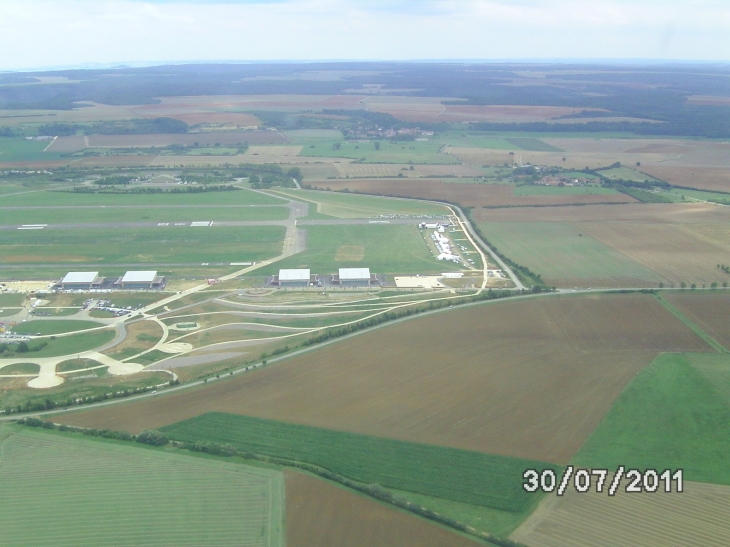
[55,294,708,464]
[665,293,730,348]
[0,425,283,547]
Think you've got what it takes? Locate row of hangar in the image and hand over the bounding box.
[271,268,378,287]
[57,271,166,290]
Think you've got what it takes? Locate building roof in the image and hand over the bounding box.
[279,269,311,281]
[121,271,158,283]
[61,271,99,284]
[339,267,371,280]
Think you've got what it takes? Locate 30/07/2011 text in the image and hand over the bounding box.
[523,466,684,496]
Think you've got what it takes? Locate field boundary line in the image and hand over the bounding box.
[654,294,727,353]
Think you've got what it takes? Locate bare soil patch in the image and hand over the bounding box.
[309,178,635,208]
[285,471,481,547]
[665,293,730,348]
[511,478,730,547]
[56,294,707,464]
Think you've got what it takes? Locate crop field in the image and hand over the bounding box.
[259,224,442,275]
[668,187,730,204]
[577,222,730,284]
[0,226,285,265]
[12,319,104,335]
[0,138,62,163]
[638,165,730,192]
[0,426,283,547]
[0,204,289,225]
[309,178,635,208]
[56,294,708,464]
[299,139,458,164]
[664,293,730,349]
[573,352,730,486]
[598,166,660,182]
[161,412,552,512]
[511,477,730,547]
[503,137,562,151]
[285,471,483,547]
[477,222,662,287]
[1,187,285,207]
[246,145,303,156]
[271,188,448,217]
[512,185,619,196]
[328,163,483,179]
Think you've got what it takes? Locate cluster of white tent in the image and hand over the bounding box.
[431,229,461,263]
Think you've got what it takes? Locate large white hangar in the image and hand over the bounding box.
[332,267,376,286]
[272,269,319,287]
[58,271,103,290]
[116,271,166,290]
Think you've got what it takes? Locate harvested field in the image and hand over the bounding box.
[158,112,259,127]
[511,478,730,547]
[309,178,635,208]
[577,222,730,284]
[56,294,708,464]
[331,163,482,178]
[245,145,303,156]
[472,202,730,223]
[665,293,730,349]
[151,154,341,167]
[285,471,482,547]
[638,165,730,193]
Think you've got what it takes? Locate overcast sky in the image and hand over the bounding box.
[1,0,729,71]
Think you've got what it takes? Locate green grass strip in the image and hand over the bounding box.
[161,412,559,513]
[655,294,727,353]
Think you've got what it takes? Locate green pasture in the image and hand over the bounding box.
[599,166,660,182]
[668,188,730,204]
[0,137,62,163]
[273,188,448,218]
[573,352,730,486]
[162,412,558,512]
[0,426,283,547]
[478,222,662,286]
[0,226,285,264]
[0,362,40,374]
[0,294,26,306]
[561,171,600,179]
[298,139,457,164]
[513,185,619,196]
[12,319,104,335]
[0,205,289,225]
[56,358,105,373]
[1,329,116,357]
[259,224,443,275]
[1,187,285,207]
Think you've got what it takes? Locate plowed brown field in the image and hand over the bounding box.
[665,293,730,348]
[285,471,481,547]
[511,479,730,547]
[56,294,708,464]
[638,165,730,193]
[308,178,635,208]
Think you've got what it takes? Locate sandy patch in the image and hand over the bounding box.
[107,362,144,375]
[394,276,445,288]
[158,342,194,354]
[334,245,364,261]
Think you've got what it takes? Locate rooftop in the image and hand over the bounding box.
[279,269,311,281]
[339,267,371,280]
[121,271,158,283]
[61,272,99,284]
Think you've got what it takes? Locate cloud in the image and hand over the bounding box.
[0,0,728,70]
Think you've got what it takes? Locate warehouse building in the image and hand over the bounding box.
[332,267,377,286]
[271,269,319,287]
[116,271,166,290]
[58,271,103,290]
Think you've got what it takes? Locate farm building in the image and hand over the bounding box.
[58,272,103,290]
[116,271,166,290]
[332,267,377,286]
[271,269,319,287]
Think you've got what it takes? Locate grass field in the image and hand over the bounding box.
[0,205,289,225]
[668,187,730,204]
[299,139,458,164]
[0,226,285,264]
[477,221,662,287]
[12,319,104,335]
[512,185,619,196]
[573,352,730,486]
[259,224,442,274]
[161,412,554,512]
[1,187,285,207]
[2,329,116,357]
[56,294,707,465]
[285,471,483,547]
[271,188,448,218]
[504,137,562,152]
[0,293,26,306]
[0,362,40,374]
[0,426,283,547]
[599,166,661,182]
